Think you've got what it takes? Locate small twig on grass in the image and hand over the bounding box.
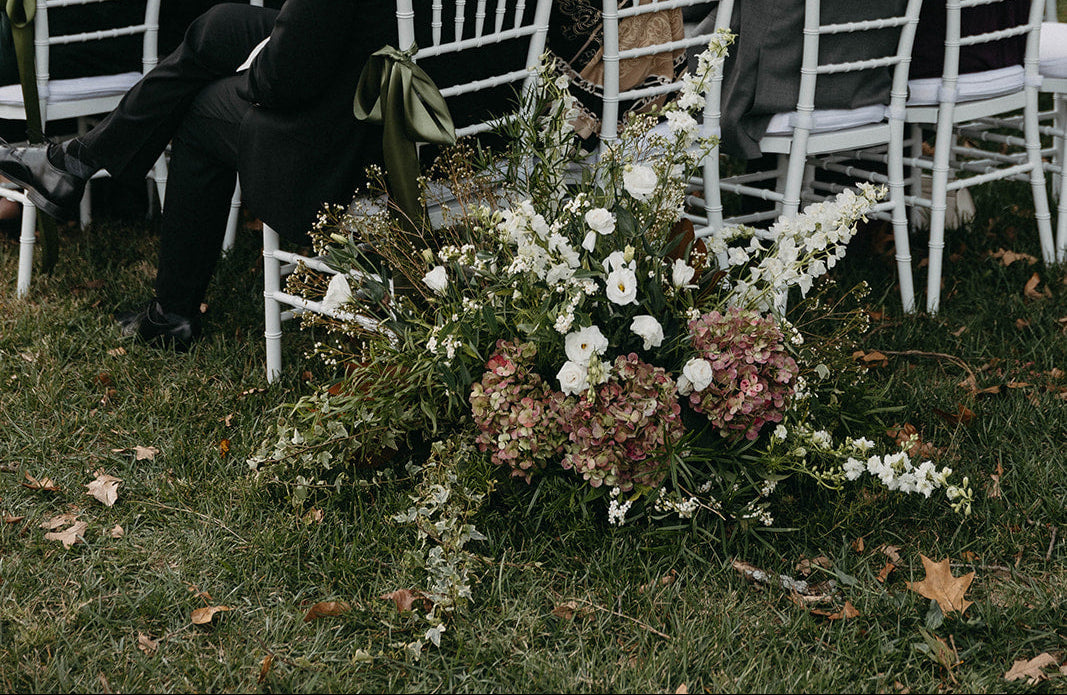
[1046,526,1058,562]
[134,500,247,544]
[877,350,977,385]
[566,596,671,640]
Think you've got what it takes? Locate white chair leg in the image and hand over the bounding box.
[1055,96,1067,262]
[152,153,168,211]
[16,201,37,298]
[1024,87,1055,265]
[926,112,955,315]
[262,223,283,383]
[888,121,915,313]
[223,179,242,253]
[77,119,92,229]
[909,123,925,229]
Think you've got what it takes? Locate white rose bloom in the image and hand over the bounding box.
[676,374,693,396]
[584,207,616,235]
[671,258,695,288]
[422,265,448,294]
[565,325,608,364]
[557,360,589,396]
[623,164,657,201]
[605,267,639,305]
[320,273,353,314]
[682,357,714,392]
[630,315,663,350]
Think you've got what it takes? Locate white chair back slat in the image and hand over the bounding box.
[454,0,467,41]
[397,0,417,49]
[432,0,444,46]
[473,0,488,38]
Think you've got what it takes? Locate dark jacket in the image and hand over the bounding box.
[234,0,527,243]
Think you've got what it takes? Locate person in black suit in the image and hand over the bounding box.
[0,0,525,349]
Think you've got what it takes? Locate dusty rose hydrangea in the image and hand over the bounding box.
[470,340,568,482]
[561,353,684,491]
[686,307,798,441]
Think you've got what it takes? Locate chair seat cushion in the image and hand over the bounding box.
[907,65,1025,106]
[0,72,140,106]
[765,105,888,136]
[1040,22,1067,78]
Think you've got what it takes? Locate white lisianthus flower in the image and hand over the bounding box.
[623,164,657,201]
[682,357,714,392]
[630,315,663,350]
[582,230,597,252]
[605,267,639,305]
[557,360,589,396]
[671,258,695,288]
[422,265,448,294]
[603,250,633,273]
[320,273,353,314]
[565,325,608,364]
[584,207,616,235]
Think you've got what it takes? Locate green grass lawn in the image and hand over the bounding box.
[0,163,1066,691]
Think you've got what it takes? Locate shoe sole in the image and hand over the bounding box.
[0,167,75,220]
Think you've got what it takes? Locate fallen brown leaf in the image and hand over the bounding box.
[109,525,124,539]
[876,562,896,583]
[303,507,324,525]
[219,439,230,458]
[1024,272,1052,300]
[85,473,122,507]
[4,514,25,524]
[991,248,1038,266]
[303,601,351,622]
[40,513,80,530]
[812,600,859,620]
[879,544,902,564]
[191,605,231,625]
[674,684,688,694]
[906,555,974,616]
[551,600,594,620]
[379,589,429,614]
[258,654,274,684]
[137,632,159,655]
[22,472,60,492]
[134,446,159,461]
[851,537,865,553]
[44,520,88,549]
[853,350,889,368]
[1003,652,1060,685]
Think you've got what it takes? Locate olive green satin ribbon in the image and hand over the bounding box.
[7,0,58,273]
[353,44,455,231]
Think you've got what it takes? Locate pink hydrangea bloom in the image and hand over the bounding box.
[686,307,798,441]
[560,353,685,491]
[470,340,568,482]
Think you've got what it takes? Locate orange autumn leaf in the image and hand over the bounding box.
[191,605,231,625]
[303,601,352,622]
[906,555,974,616]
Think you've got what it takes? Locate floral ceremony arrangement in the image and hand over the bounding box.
[249,32,973,655]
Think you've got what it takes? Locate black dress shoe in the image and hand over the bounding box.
[115,299,202,352]
[0,142,86,220]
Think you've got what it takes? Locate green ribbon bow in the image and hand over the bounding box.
[6,0,59,273]
[353,43,455,231]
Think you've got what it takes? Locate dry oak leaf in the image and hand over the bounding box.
[303,601,352,622]
[992,248,1038,266]
[1024,272,1052,300]
[906,555,974,616]
[675,684,688,694]
[1003,652,1060,685]
[811,600,859,620]
[191,605,231,625]
[134,446,159,461]
[379,589,430,614]
[44,520,88,549]
[85,473,122,507]
[137,632,159,655]
[22,472,60,492]
[551,600,594,620]
[40,513,81,530]
[109,525,124,539]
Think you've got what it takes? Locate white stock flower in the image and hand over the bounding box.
[671,258,695,288]
[565,325,608,364]
[584,207,616,235]
[682,357,714,392]
[320,273,353,314]
[605,267,639,305]
[630,315,664,350]
[623,164,657,201]
[557,360,589,396]
[422,265,448,294]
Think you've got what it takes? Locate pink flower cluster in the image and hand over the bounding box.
[470,340,568,482]
[560,354,684,492]
[687,308,798,441]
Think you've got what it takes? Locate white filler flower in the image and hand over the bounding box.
[682,357,714,392]
[630,315,664,349]
[565,325,608,364]
[422,265,448,294]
